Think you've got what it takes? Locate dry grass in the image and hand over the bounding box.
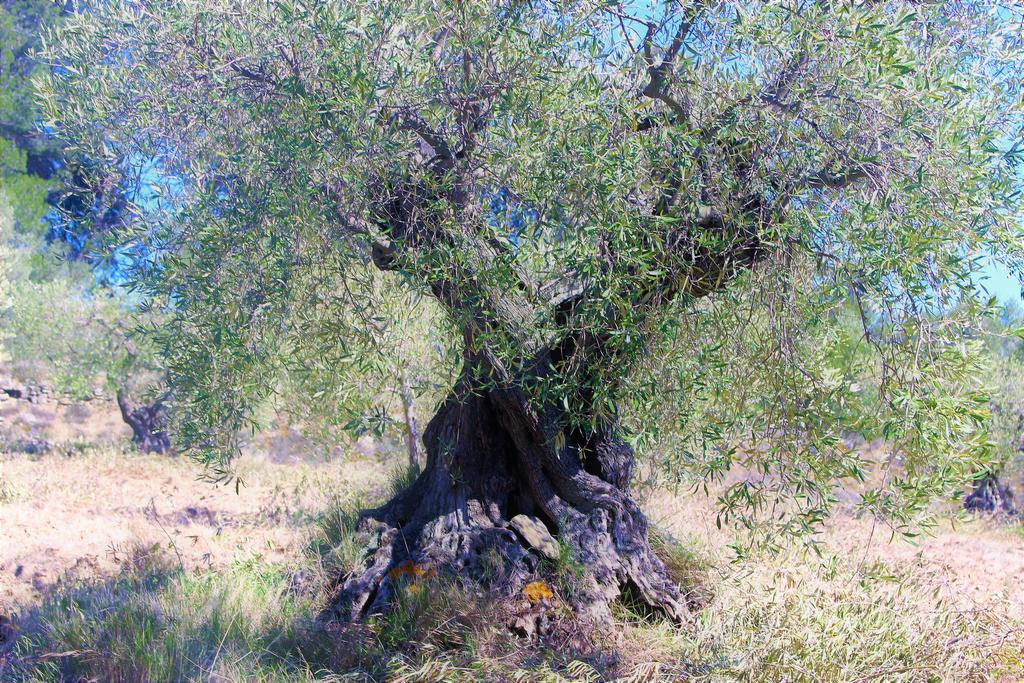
[0,395,130,447]
[0,444,392,607]
[0,444,1022,681]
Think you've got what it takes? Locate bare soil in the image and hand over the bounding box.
[0,445,391,609]
[1,402,1022,624]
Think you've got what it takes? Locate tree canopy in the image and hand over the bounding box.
[38,0,1024,554]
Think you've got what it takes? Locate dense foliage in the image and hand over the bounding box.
[38,0,1024,543]
[1,0,135,268]
[0,1,165,407]
[0,0,60,240]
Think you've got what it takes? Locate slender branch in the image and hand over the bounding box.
[229,62,278,86]
[803,165,872,190]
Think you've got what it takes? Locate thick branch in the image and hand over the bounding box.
[549,195,771,384]
[356,175,544,374]
[640,3,706,122]
[390,110,453,162]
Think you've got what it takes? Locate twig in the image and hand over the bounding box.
[147,497,184,569]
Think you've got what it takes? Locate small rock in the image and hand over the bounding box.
[288,569,313,595]
[509,514,559,561]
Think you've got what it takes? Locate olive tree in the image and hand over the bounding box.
[40,0,1024,622]
[963,306,1024,515]
[0,261,170,447]
[0,197,168,451]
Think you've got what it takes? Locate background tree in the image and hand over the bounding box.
[268,264,453,469]
[964,305,1024,515]
[0,0,172,453]
[40,0,1024,623]
[0,191,15,359]
[0,243,168,444]
[1,0,131,266]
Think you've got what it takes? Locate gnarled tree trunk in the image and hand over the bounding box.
[116,388,171,454]
[326,365,688,625]
[964,473,1016,516]
[323,18,783,624]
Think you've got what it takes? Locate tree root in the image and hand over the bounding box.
[323,380,690,628]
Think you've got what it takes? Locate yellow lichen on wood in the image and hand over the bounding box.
[523,580,554,603]
[388,560,436,583]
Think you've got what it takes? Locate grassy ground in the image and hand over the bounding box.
[1,445,1022,682]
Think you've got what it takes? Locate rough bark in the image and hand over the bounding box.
[325,366,688,626]
[116,389,171,454]
[321,23,807,626]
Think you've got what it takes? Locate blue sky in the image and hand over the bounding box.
[978,260,1022,306]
